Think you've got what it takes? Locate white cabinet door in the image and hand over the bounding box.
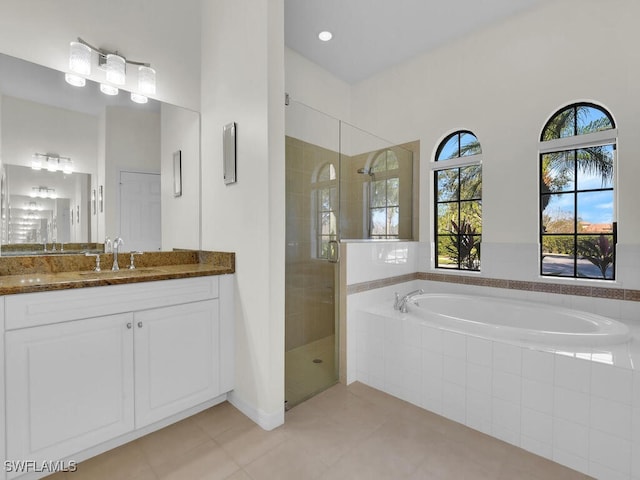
[134,300,220,428]
[5,313,134,474]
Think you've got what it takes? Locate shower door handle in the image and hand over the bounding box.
[328,240,340,263]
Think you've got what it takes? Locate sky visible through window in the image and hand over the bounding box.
[540,103,615,279]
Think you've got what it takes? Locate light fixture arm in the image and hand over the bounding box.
[33,153,71,162]
[77,37,151,68]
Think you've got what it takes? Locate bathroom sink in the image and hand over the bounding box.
[79,268,162,277]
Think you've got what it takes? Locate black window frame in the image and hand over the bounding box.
[433,130,482,272]
[539,102,617,280]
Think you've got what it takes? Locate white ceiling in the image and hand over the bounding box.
[284,0,548,84]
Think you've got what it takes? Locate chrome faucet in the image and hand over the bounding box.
[112,237,124,271]
[394,289,424,313]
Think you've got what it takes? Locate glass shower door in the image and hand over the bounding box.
[284,100,340,408]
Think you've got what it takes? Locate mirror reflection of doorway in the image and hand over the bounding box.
[119,171,161,251]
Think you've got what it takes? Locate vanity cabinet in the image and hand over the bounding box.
[3,275,234,479]
[134,300,220,427]
[6,313,135,468]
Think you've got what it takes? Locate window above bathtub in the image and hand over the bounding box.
[539,102,617,280]
[433,130,482,271]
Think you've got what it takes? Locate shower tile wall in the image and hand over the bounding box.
[285,136,337,351]
[341,143,416,240]
[285,136,417,351]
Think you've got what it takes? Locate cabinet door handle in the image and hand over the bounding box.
[126,322,132,329]
[137,321,143,328]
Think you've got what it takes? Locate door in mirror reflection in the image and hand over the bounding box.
[119,171,161,252]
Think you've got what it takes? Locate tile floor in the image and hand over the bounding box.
[47,382,592,480]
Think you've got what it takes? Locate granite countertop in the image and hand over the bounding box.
[0,250,235,295]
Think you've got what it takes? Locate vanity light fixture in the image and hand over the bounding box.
[31,153,73,174]
[130,92,148,104]
[30,186,56,199]
[64,38,156,103]
[66,41,91,87]
[105,53,126,85]
[100,83,119,96]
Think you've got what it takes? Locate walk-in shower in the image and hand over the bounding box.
[284,98,414,408]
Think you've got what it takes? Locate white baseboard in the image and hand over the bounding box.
[227,391,284,431]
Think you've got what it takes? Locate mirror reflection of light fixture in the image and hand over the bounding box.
[64,38,156,103]
[31,153,73,174]
[30,186,56,199]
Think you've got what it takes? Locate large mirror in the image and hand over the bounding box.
[0,53,200,255]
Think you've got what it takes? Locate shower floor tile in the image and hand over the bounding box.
[285,334,337,408]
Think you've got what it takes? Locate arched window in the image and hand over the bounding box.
[314,162,337,259]
[433,131,482,270]
[539,102,617,279]
[368,149,400,239]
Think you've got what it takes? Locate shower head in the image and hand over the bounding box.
[357,167,374,176]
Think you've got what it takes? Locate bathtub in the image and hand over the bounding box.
[390,293,630,347]
[354,290,638,478]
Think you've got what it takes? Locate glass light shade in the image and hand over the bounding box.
[31,155,42,170]
[105,54,126,85]
[46,158,57,172]
[138,66,156,95]
[130,92,148,104]
[65,73,86,87]
[62,159,73,175]
[100,83,119,96]
[69,41,91,75]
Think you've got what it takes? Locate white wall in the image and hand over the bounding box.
[104,107,160,239]
[1,96,98,174]
[160,104,200,250]
[284,48,350,153]
[347,0,640,288]
[0,0,290,433]
[0,0,202,110]
[200,0,286,430]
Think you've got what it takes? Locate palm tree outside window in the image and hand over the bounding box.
[539,102,617,279]
[433,130,482,270]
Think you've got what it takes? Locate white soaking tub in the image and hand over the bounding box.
[394,293,630,347]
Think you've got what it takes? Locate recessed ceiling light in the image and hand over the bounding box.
[318,31,333,42]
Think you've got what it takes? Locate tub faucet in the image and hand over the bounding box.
[112,237,124,271]
[395,289,424,313]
